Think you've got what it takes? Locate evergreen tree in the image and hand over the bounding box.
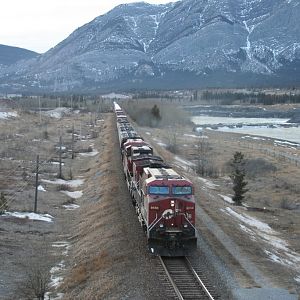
[150,104,162,127]
[0,192,8,214]
[230,152,248,205]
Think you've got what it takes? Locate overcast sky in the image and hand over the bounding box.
[1,0,177,53]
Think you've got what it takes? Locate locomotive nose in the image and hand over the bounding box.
[162,209,174,219]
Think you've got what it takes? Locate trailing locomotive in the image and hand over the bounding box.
[114,102,197,256]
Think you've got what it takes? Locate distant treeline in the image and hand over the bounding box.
[200,91,300,105]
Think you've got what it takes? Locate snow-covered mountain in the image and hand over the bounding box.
[0,0,299,93]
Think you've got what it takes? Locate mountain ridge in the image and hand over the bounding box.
[0,0,299,93]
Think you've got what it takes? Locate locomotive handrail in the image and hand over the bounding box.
[184,215,196,230]
[148,215,163,232]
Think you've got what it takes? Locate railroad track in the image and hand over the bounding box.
[159,256,218,300]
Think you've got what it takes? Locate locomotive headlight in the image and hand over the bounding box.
[159,224,164,228]
[183,224,188,228]
[171,200,175,207]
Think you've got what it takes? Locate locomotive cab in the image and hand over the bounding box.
[141,168,197,256]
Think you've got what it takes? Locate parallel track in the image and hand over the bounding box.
[159,256,217,300]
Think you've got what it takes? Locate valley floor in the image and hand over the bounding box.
[0,109,299,299]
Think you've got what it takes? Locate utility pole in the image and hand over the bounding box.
[34,155,39,213]
[59,135,63,178]
[38,96,42,124]
[72,123,75,159]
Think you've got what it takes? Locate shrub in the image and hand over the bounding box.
[244,158,277,178]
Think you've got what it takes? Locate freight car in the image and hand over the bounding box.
[114,102,197,256]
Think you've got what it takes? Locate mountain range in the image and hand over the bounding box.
[0,0,299,93]
[0,44,38,66]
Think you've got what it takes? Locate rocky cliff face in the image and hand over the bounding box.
[0,0,299,93]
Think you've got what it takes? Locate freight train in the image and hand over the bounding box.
[114,102,197,256]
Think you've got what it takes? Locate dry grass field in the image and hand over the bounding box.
[1,98,299,299]
[135,119,300,296]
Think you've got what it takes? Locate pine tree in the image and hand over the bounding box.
[230,152,248,206]
[0,192,8,214]
[150,104,161,127]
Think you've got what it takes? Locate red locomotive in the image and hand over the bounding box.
[114,102,197,256]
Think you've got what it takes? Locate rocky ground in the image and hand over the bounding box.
[0,106,299,299]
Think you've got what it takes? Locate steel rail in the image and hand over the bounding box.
[185,257,215,300]
[159,256,184,300]
[159,256,216,300]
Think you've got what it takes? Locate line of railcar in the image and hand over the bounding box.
[114,102,197,256]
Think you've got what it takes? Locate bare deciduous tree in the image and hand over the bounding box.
[18,241,54,300]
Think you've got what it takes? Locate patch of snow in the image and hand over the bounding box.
[274,140,300,147]
[219,194,234,204]
[61,190,83,199]
[55,146,66,150]
[41,178,84,188]
[198,177,219,189]
[225,207,274,234]
[63,204,80,210]
[145,132,151,135]
[0,111,18,119]
[239,224,256,239]
[79,151,99,157]
[38,185,46,192]
[224,207,300,271]
[52,241,71,256]
[42,108,71,119]
[50,161,65,166]
[295,275,300,283]
[45,293,64,300]
[3,212,54,222]
[174,156,195,167]
[258,231,289,251]
[184,134,208,139]
[242,135,266,141]
[52,241,70,248]
[102,93,131,99]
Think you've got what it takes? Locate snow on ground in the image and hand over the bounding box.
[50,161,65,166]
[295,275,300,283]
[198,177,219,189]
[50,261,65,285]
[242,135,266,141]
[174,156,195,168]
[45,242,71,300]
[52,240,71,256]
[0,111,18,119]
[145,132,151,135]
[38,185,46,192]
[225,207,274,233]
[63,204,80,210]
[219,194,234,204]
[3,212,54,222]
[184,134,208,139]
[223,207,300,272]
[41,178,84,188]
[102,93,131,99]
[274,140,300,147]
[61,190,83,199]
[79,150,99,157]
[42,108,71,119]
[152,137,167,147]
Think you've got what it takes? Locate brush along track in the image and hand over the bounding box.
[159,256,218,300]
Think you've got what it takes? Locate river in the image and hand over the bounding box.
[191,116,300,144]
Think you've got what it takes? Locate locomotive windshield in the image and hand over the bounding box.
[172,186,192,195]
[149,186,170,195]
